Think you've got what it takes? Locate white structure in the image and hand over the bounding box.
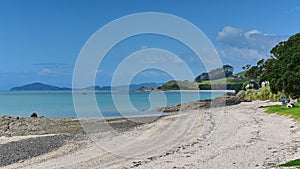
[261,81,270,87]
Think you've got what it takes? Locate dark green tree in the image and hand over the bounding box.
[242,64,251,71]
[261,33,300,97]
[245,59,265,80]
[194,73,209,82]
[245,66,260,79]
[223,65,234,77]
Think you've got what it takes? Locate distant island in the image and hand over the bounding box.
[10,83,72,91]
[9,82,161,91]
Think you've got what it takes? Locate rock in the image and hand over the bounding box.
[236,90,245,98]
[0,115,85,137]
[2,115,12,119]
[30,112,38,118]
[157,104,181,112]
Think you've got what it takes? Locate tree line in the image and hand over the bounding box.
[244,33,300,97]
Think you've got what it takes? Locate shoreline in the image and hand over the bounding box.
[0,113,173,137]
[3,100,300,168]
[1,89,235,92]
[0,94,241,137]
[157,89,236,93]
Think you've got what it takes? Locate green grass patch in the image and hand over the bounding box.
[158,80,199,90]
[199,77,248,85]
[198,77,247,90]
[265,102,300,120]
[235,71,246,77]
[279,159,300,167]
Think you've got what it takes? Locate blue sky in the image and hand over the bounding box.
[0,0,299,90]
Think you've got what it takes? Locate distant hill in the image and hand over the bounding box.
[112,83,162,91]
[10,83,71,91]
[9,82,160,91]
[158,71,249,91]
[81,86,111,91]
[158,80,198,90]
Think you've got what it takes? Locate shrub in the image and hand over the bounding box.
[243,85,281,101]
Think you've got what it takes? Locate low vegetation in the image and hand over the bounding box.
[242,86,281,101]
[198,76,247,90]
[279,159,300,168]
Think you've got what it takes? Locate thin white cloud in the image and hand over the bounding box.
[285,6,300,14]
[133,49,184,65]
[96,69,102,74]
[33,62,69,69]
[216,26,287,51]
[37,68,65,76]
[140,45,149,49]
[138,70,169,77]
[218,47,264,70]
[216,26,288,68]
[216,26,244,43]
[110,48,195,85]
[221,47,260,59]
[38,68,57,75]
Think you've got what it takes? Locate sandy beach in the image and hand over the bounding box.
[1,100,300,169]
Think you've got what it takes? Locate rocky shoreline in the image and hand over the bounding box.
[158,94,243,112]
[0,116,83,137]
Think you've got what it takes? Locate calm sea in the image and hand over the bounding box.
[0,91,226,118]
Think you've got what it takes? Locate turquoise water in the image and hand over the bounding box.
[0,91,225,118]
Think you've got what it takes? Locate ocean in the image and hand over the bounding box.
[0,91,226,118]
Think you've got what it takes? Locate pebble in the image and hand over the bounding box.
[0,134,75,167]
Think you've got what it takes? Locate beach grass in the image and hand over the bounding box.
[265,102,300,120]
[279,159,300,168]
